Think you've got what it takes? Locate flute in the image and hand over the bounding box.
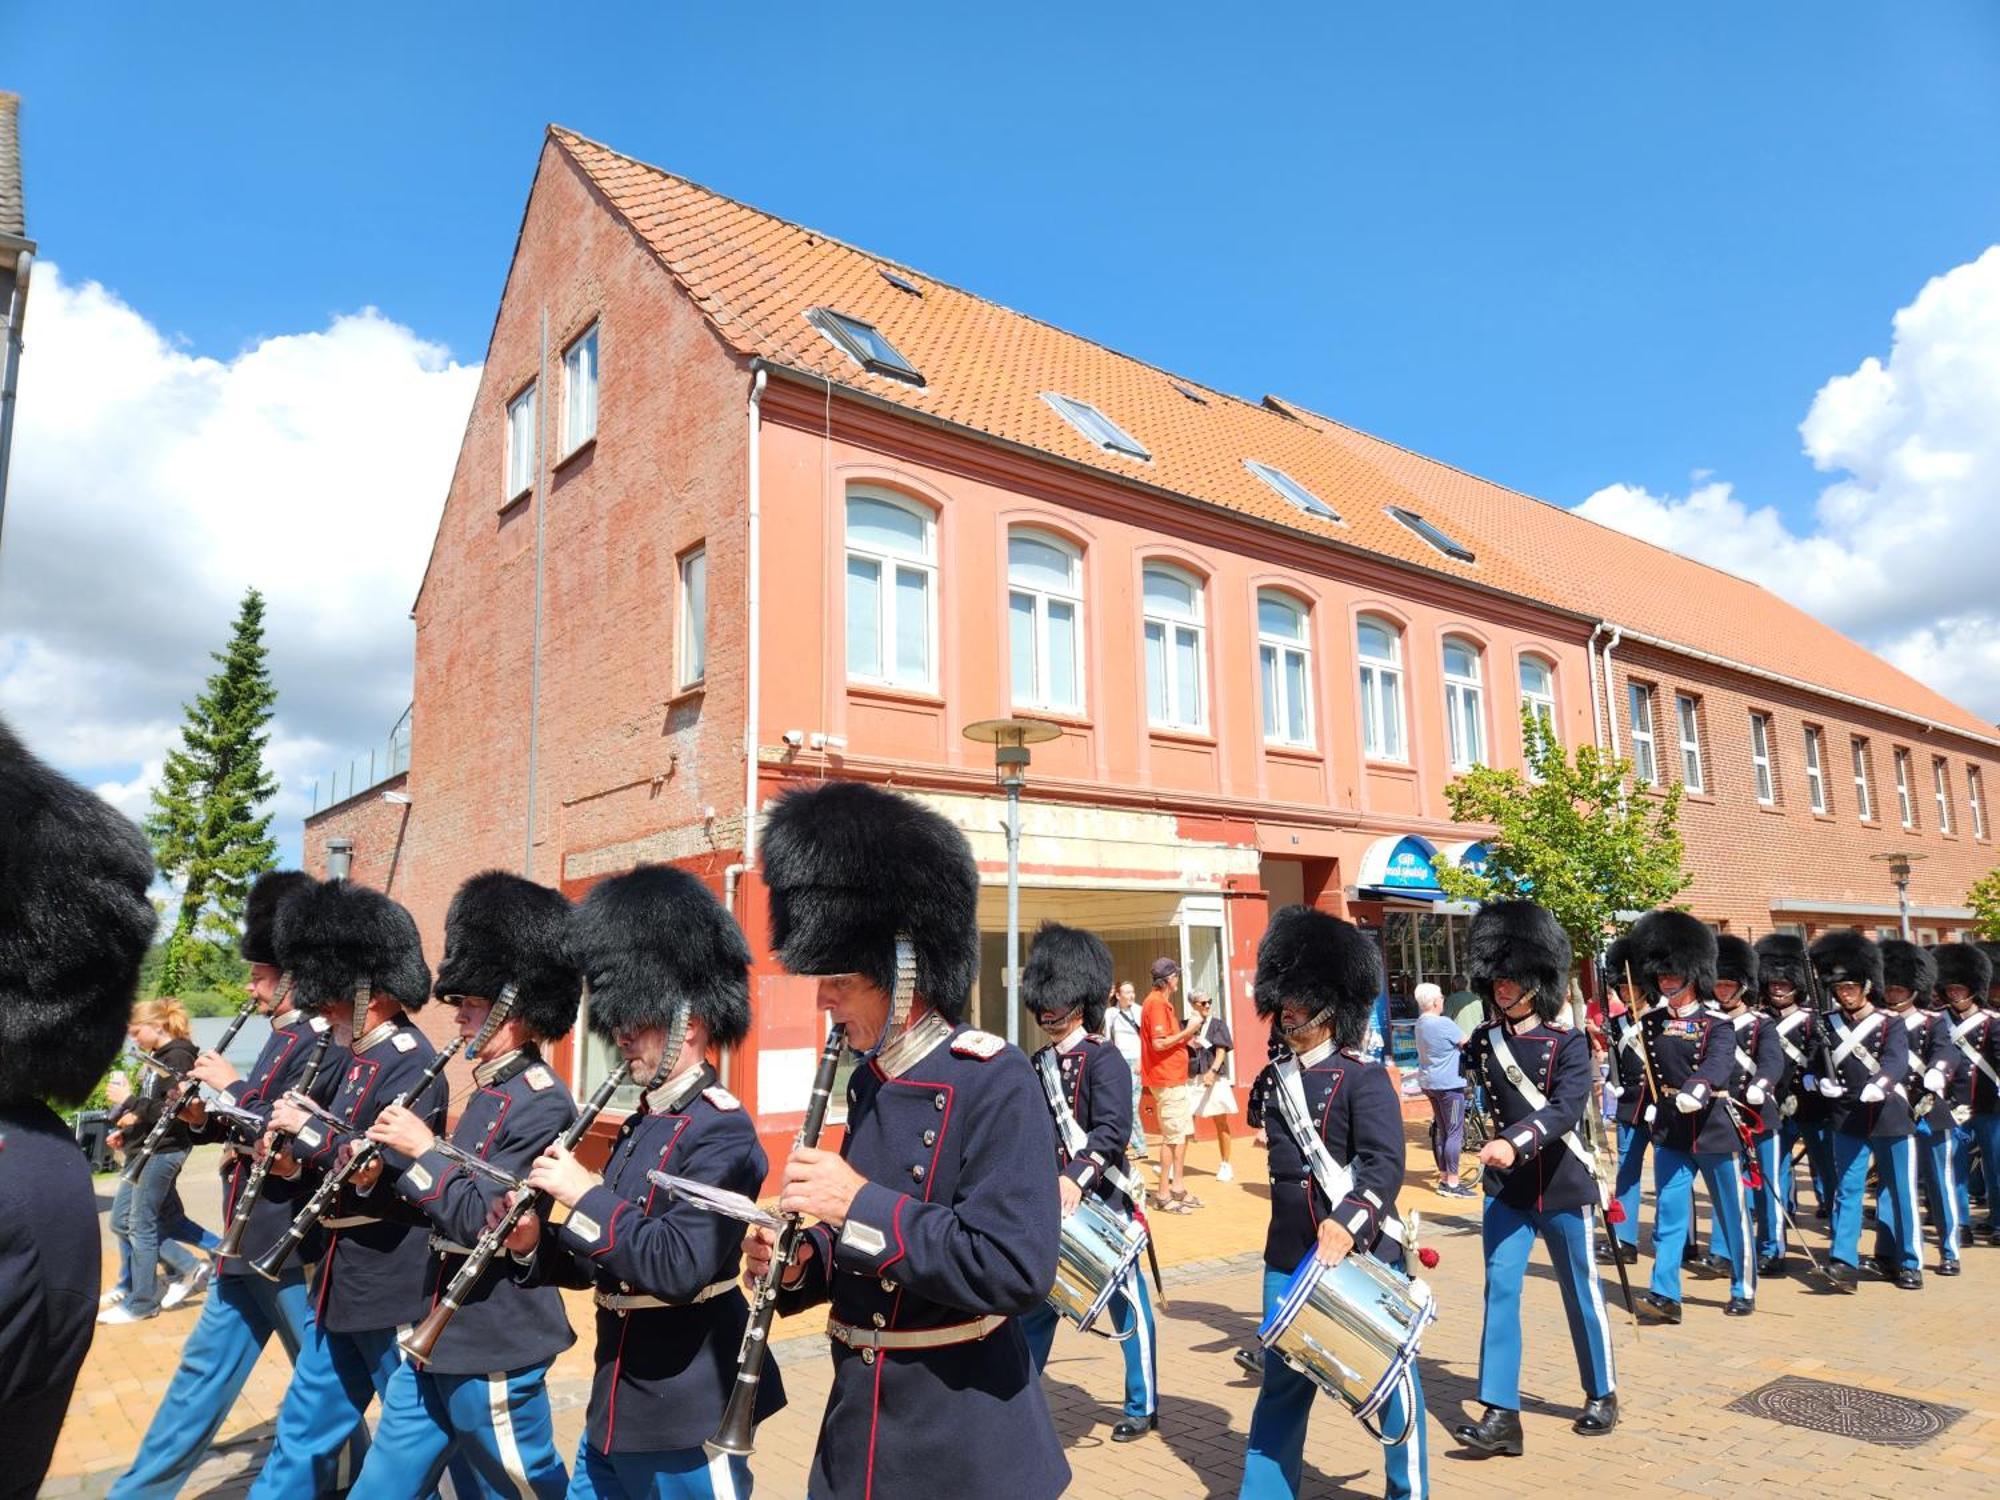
[398,1061,634,1365]
[120,995,260,1184]
[214,1026,335,1262]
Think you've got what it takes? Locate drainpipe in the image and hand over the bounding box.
[0,246,32,554]
[1600,624,1624,762]
[524,306,548,878]
[1585,623,1606,752]
[741,367,767,885]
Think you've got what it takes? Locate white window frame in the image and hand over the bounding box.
[1804,726,1827,814]
[1142,563,1208,731]
[844,489,937,691]
[1749,712,1775,805]
[561,323,599,455]
[1442,637,1487,771]
[677,545,707,688]
[1042,392,1150,461]
[1257,590,1314,748]
[1007,528,1086,715]
[1627,683,1657,786]
[1971,767,1988,840]
[1852,737,1874,822]
[1675,694,1704,792]
[1894,748,1915,829]
[1245,460,1339,521]
[1357,616,1407,762]
[1934,757,1954,834]
[504,382,536,500]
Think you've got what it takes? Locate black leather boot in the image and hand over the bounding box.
[1453,1405,1524,1457]
[1573,1394,1619,1436]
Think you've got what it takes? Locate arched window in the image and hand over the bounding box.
[1356,616,1405,761]
[1258,591,1313,746]
[845,490,935,689]
[1519,655,1557,773]
[1142,564,1207,730]
[1443,636,1486,770]
[1007,528,1084,713]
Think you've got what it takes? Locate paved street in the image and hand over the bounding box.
[43,1130,2000,1498]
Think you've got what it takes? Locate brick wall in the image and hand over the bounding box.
[303,772,411,891]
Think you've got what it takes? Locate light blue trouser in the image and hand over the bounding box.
[1240,1266,1428,1499]
[348,1359,569,1500]
[1021,1263,1157,1420]
[109,1149,201,1315]
[1476,1198,1615,1409]
[1911,1116,1962,1263]
[1650,1149,1753,1303]
[108,1268,365,1499]
[1129,1072,1149,1156]
[1960,1114,2000,1227]
[1780,1117,1834,1215]
[1612,1124,1649,1249]
[1830,1130,1919,1272]
[1747,1133,1785,1262]
[570,1436,753,1499]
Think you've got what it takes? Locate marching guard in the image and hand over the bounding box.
[1700,937,1784,1281]
[1016,921,1159,1441]
[0,721,157,1492]
[1239,905,1428,1500]
[346,872,586,1498]
[1935,943,1999,1242]
[747,782,1069,1500]
[1755,933,1826,1244]
[1453,901,1617,1459]
[1876,940,1957,1277]
[1602,936,1650,1264]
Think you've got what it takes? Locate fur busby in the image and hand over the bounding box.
[1977,942,2000,996]
[1753,933,1810,999]
[574,865,751,1046]
[1878,939,1936,1005]
[1630,909,1717,1001]
[0,721,157,1106]
[1603,934,1633,995]
[1714,935,1759,994]
[241,870,316,967]
[275,881,431,1015]
[1934,940,1993,1001]
[1809,929,1883,1001]
[434,871,582,1040]
[1467,902,1572,1023]
[1020,922,1114,1033]
[1253,905,1382,1048]
[761,781,979,1023]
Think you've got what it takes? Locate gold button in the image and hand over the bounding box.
[871,1312,886,1328]
[922,1130,936,1146]
[880,1276,897,1292]
[860,1347,877,1365]
[910,1164,925,1182]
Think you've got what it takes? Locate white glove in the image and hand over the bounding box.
[1924,1068,1946,1095]
[1860,1081,1885,1104]
[1643,1104,1658,1126]
[1817,1077,1846,1099]
[1604,1081,1624,1100]
[1745,1084,1767,1106]
[1674,1090,1703,1114]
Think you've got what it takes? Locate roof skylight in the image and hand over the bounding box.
[807,308,924,385]
[879,268,923,296]
[1173,383,1209,405]
[1389,506,1475,562]
[1244,460,1338,522]
[1043,392,1151,461]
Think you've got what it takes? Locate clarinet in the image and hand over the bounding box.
[398,1061,634,1365]
[248,1036,467,1281]
[120,994,261,1185]
[214,1026,335,1262]
[707,1023,847,1460]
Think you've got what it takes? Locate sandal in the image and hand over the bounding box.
[1171,1189,1204,1210]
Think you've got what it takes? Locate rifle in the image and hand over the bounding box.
[1717,1092,1839,1292]
[1623,962,1667,1125]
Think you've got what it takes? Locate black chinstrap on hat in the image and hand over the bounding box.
[574,864,752,1046]
[1253,905,1381,1049]
[434,870,583,1040]
[1020,922,1113,1034]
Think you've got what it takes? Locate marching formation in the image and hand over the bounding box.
[7,718,2000,1499]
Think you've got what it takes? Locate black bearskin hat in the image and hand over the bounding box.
[0,721,157,1106]
[1976,942,2000,995]
[762,781,979,1023]
[1753,933,1810,999]
[241,870,316,967]
[1253,906,1382,1049]
[1467,901,1571,1023]
[1630,909,1717,1001]
[275,881,431,1015]
[434,871,582,1040]
[1020,922,1114,1033]
[1934,941,1992,1000]
[1809,929,1883,1001]
[1879,939,1936,1005]
[574,865,751,1046]
[1714,935,1759,994]
[1603,934,1633,993]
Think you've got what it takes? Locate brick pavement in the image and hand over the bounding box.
[43,1133,2000,1498]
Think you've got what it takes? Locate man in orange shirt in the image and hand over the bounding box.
[1140,958,1204,1211]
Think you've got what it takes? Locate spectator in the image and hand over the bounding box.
[98,1069,216,1316]
[1447,973,1484,1035]
[1413,983,1475,1197]
[102,999,212,1323]
[1103,980,1149,1159]
[1187,993,1238,1181]
[1140,957,1203,1211]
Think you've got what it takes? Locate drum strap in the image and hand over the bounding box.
[1034,1049,1147,1208]
[1272,1058,1404,1248]
[1487,1029,1598,1176]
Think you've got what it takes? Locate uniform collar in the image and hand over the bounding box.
[1666,997,1701,1020]
[352,1016,403,1055]
[874,1010,954,1080]
[271,1008,303,1031]
[1054,1027,1089,1055]
[1295,1036,1336,1069]
[642,1060,709,1115]
[473,1046,531,1087]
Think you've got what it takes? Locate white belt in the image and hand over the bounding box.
[826,1312,1007,1364]
[594,1279,736,1314]
[322,1215,380,1230]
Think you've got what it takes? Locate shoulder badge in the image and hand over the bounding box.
[392,1031,418,1052]
[703,1085,741,1111]
[308,1016,330,1034]
[525,1065,554,1092]
[951,1029,1006,1060]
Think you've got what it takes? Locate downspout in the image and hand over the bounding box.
[524,306,548,878]
[1600,624,1624,762]
[723,366,768,1094]
[1585,622,1606,752]
[0,246,32,553]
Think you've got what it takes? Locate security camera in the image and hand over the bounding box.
[781,729,806,748]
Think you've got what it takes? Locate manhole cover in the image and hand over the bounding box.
[1727,1376,1965,1448]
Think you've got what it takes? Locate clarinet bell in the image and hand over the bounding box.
[245,1232,296,1282]
[399,1303,449,1366]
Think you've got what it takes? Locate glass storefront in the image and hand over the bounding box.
[1380,905,1472,1070]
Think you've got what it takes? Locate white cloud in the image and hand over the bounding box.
[1577,244,2000,720]
[0,265,480,859]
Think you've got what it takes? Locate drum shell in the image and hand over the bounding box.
[1258,1250,1434,1439]
[1046,1194,1147,1334]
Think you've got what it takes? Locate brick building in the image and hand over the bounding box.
[306,127,2000,1157]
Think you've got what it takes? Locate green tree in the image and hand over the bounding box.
[1967,866,2000,940]
[1433,707,1692,964]
[146,588,279,993]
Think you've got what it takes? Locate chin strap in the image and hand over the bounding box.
[877,937,920,1051]
[469,981,520,1056]
[652,997,692,1094]
[349,979,372,1038]
[1281,1001,1339,1042]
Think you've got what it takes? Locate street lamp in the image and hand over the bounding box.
[962,716,1061,1047]
[1870,851,1927,941]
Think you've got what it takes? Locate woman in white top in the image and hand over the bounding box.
[1104,981,1150,1160]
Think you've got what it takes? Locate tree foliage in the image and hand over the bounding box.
[1968,866,2000,941]
[146,588,279,993]
[1433,707,1692,962]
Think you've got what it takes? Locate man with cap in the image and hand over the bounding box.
[1755,934,1825,1244]
[1238,905,1428,1500]
[0,721,156,1490]
[109,871,371,1500]
[1452,901,1616,1459]
[1809,930,1919,1291]
[1141,954,1203,1212]
[1694,937,1784,1282]
[343,871,586,1498]
[1628,910,1750,1322]
[1600,936,1650,1266]
[1873,940,1958,1278]
[1935,942,1999,1242]
[248,881,475,1500]
[743,781,1067,1500]
[1016,921,1159,1443]
[506,863,785,1499]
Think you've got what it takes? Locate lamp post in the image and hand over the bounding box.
[1870,851,1926,941]
[962,717,1061,1048]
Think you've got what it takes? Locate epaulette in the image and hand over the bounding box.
[392,1031,418,1052]
[951,1029,1006,1060]
[308,1015,330,1034]
[703,1085,741,1111]
[524,1065,555,1092]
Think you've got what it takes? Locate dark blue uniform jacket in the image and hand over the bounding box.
[1033,1033,1136,1212]
[1765,1003,1819,1127]
[1254,1040,1408,1273]
[1823,1008,1912,1140]
[1718,1007,1786,1140]
[1609,1009,1657,1130]
[1466,1020,1598,1213]
[1939,1005,2000,1115]
[1645,1003,1736,1156]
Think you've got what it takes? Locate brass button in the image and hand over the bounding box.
[871,1312,886,1328]
[910,1164,926,1183]
[880,1276,897,1292]
[922,1129,936,1146]
[860,1347,877,1365]
[620,1281,631,1293]
[934,1093,946,1110]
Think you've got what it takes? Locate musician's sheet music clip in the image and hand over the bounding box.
[648,1171,783,1230]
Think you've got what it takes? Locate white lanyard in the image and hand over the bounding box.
[1272,1055,1403,1246]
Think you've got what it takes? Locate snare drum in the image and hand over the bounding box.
[1045,1194,1148,1337]
[1257,1249,1435,1445]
